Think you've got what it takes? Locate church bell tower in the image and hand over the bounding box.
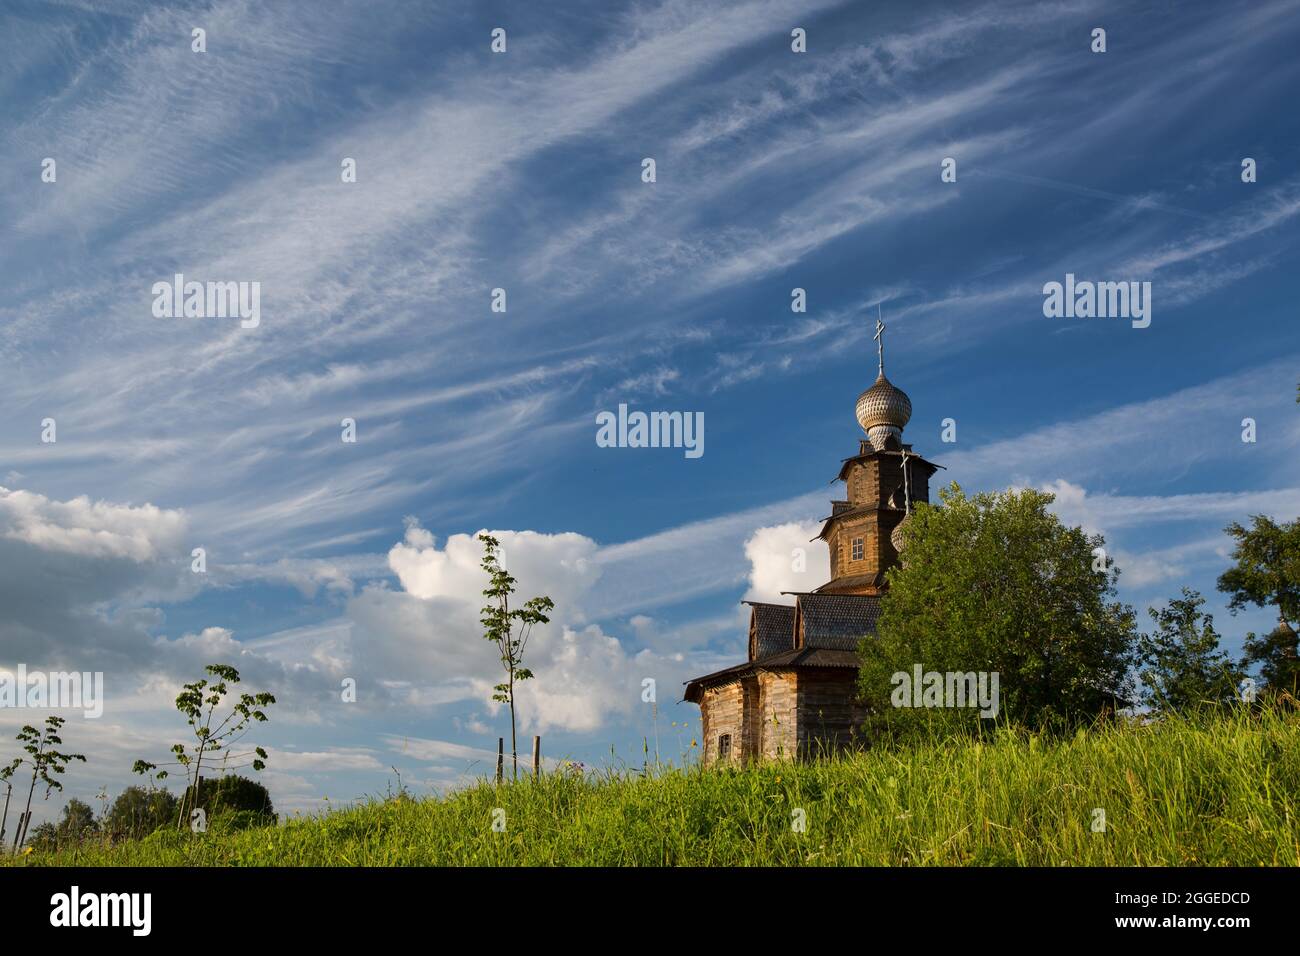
[814,316,941,596]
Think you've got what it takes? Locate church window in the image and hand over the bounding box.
[851,537,864,561]
[718,734,732,759]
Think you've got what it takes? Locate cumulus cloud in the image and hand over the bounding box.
[512,624,649,733]
[0,485,195,669]
[346,524,692,731]
[742,521,829,603]
[0,485,186,562]
[0,481,341,746]
[387,523,600,612]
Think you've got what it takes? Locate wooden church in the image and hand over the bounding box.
[684,322,942,764]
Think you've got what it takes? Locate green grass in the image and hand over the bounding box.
[11,707,1300,866]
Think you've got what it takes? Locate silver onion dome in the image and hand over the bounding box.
[856,372,912,446]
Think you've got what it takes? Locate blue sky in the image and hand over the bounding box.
[1,0,1298,825]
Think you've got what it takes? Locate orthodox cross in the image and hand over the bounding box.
[873,308,886,375]
[900,448,911,514]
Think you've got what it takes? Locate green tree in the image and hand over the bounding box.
[1137,589,1242,711]
[10,716,86,850]
[1240,621,1299,699]
[859,484,1137,737]
[1217,515,1300,696]
[192,773,276,826]
[26,821,57,853]
[105,786,178,842]
[132,664,275,830]
[478,533,554,780]
[54,797,97,846]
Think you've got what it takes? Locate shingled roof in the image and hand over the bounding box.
[790,592,882,650]
[832,445,942,484]
[682,647,861,703]
[681,593,883,701]
[745,601,796,660]
[812,572,886,593]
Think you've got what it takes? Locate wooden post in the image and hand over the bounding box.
[531,735,541,779]
[496,738,504,784]
[0,782,11,848]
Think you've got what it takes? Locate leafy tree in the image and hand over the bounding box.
[105,786,178,842]
[1218,515,1300,627]
[26,821,57,853]
[132,664,275,830]
[859,484,1137,737]
[1136,589,1243,711]
[192,774,276,824]
[478,533,554,780]
[1217,515,1300,696]
[1240,621,1300,699]
[54,798,97,847]
[10,716,86,850]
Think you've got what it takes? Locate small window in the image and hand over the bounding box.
[851,537,864,561]
[718,734,732,759]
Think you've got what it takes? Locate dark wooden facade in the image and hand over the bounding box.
[685,350,941,765]
[687,624,874,764]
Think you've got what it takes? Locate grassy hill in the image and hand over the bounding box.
[12,707,1300,866]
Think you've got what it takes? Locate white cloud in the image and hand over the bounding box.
[269,748,385,773]
[345,524,693,731]
[743,522,829,603]
[0,485,186,561]
[1041,479,1300,534]
[0,484,197,669]
[588,493,826,617]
